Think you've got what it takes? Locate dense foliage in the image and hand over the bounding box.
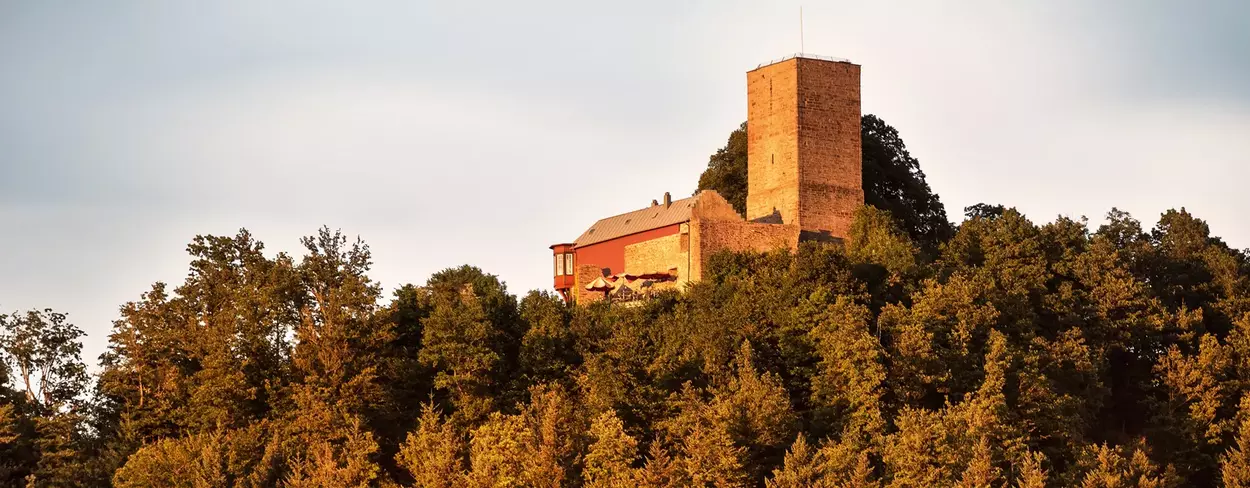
[3,206,1249,487]
[2,118,1249,486]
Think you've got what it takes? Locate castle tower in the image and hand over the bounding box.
[746,55,863,241]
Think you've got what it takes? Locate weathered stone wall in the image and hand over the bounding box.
[574,263,607,304]
[692,190,745,223]
[691,218,800,279]
[624,232,690,286]
[746,58,800,226]
[796,58,862,240]
[689,190,800,279]
[745,56,862,240]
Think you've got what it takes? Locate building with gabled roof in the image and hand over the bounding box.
[550,53,864,303]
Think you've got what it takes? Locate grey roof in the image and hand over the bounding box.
[573,196,697,248]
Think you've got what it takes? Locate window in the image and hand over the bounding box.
[565,253,574,275]
[555,254,564,276]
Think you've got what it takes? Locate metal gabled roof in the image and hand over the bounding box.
[573,195,697,248]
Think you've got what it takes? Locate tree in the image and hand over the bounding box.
[96,282,195,445]
[583,411,638,488]
[466,412,531,488]
[519,291,578,385]
[177,231,299,432]
[765,435,829,488]
[806,295,886,437]
[680,419,749,488]
[112,424,278,488]
[0,309,88,409]
[375,283,436,464]
[519,383,586,487]
[418,266,523,425]
[94,229,301,462]
[0,404,25,481]
[291,227,390,416]
[964,203,1006,220]
[696,122,749,215]
[283,425,380,488]
[860,114,953,250]
[635,443,685,488]
[13,202,1249,485]
[958,438,1003,488]
[1221,396,1250,487]
[704,342,797,481]
[276,397,381,488]
[1077,442,1181,488]
[397,403,465,488]
[1015,452,1049,488]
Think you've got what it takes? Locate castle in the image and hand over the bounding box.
[550,54,863,303]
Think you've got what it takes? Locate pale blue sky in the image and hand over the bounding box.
[2,1,1248,367]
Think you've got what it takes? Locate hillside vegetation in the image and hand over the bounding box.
[2,117,1249,487]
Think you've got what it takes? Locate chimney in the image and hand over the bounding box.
[663,192,671,207]
[651,199,659,207]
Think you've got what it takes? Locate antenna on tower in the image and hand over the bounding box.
[799,6,805,54]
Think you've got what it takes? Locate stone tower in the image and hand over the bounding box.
[745,55,863,241]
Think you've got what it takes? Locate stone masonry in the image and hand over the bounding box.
[689,191,800,280]
[624,231,689,287]
[746,56,863,241]
[574,263,607,304]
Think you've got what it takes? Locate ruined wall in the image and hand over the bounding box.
[691,219,800,279]
[745,56,862,240]
[690,190,799,279]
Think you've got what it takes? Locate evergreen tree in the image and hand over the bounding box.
[519,291,579,386]
[958,438,1003,488]
[765,435,829,488]
[396,403,465,488]
[466,412,531,488]
[583,411,638,488]
[1077,442,1181,488]
[635,443,685,488]
[806,295,886,437]
[112,424,278,488]
[0,403,25,481]
[680,419,749,488]
[1221,396,1250,488]
[1014,452,1049,488]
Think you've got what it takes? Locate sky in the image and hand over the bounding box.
[2,1,1248,368]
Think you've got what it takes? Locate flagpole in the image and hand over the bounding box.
[800,6,804,54]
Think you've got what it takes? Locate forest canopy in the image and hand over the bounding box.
[2,117,1250,487]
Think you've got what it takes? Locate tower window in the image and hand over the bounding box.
[565,254,574,275]
[555,254,564,276]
